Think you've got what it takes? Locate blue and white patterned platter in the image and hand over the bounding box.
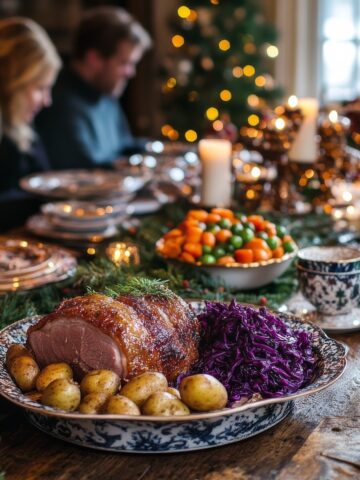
[0,306,347,453]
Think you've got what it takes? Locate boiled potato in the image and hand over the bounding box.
[80,369,120,397]
[41,378,81,412]
[36,363,73,392]
[179,374,228,412]
[9,355,40,392]
[6,344,31,369]
[103,395,140,415]
[166,387,180,399]
[79,392,109,414]
[141,391,190,416]
[120,372,168,406]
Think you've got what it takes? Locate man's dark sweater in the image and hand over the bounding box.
[36,67,144,170]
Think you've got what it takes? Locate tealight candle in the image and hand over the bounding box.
[105,242,140,267]
[199,139,232,207]
[288,97,319,163]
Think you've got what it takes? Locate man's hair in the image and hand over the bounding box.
[73,7,152,59]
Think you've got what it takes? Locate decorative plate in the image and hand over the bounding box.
[157,240,297,290]
[20,169,150,200]
[0,239,51,276]
[0,306,346,453]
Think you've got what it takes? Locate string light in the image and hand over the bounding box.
[288,95,298,108]
[213,120,223,131]
[168,129,179,140]
[232,66,243,78]
[255,75,266,87]
[247,94,259,107]
[161,124,173,136]
[187,10,198,21]
[220,89,232,101]
[219,39,231,51]
[210,0,220,4]
[166,77,176,88]
[206,107,219,120]
[178,6,191,18]
[243,65,255,77]
[185,129,198,142]
[172,35,185,47]
[275,118,286,130]
[266,45,279,58]
[248,114,260,126]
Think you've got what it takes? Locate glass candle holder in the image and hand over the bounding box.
[105,242,140,267]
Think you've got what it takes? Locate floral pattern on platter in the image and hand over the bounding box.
[0,309,347,453]
[297,268,360,315]
[297,246,360,273]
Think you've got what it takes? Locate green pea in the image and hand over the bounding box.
[276,225,287,238]
[257,232,268,240]
[283,241,296,253]
[218,218,232,229]
[200,254,217,265]
[266,237,279,250]
[231,223,244,235]
[212,246,227,259]
[206,224,220,234]
[240,228,254,244]
[229,235,244,249]
[202,245,213,254]
[235,212,247,222]
[243,222,255,231]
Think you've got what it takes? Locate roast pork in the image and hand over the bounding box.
[27,293,200,381]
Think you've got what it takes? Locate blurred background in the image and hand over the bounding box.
[0,0,356,142]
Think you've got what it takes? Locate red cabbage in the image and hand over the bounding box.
[191,301,317,405]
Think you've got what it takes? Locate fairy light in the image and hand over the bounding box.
[213,120,224,131]
[246,189,255,199]
[168,129,179,141]
[266,45,279,58]
[243,65,255,77]
[255,75,266,87]
[185,130,198,142]
[206,107,219,120]
[251,166,261,179]
[178,5,191,18]
[166,77,177,88]
[172,35,185,48]
[219,39,231,51]
[288,95,298,108]
[305,169,315,179]
[275,117,286,130]
[187,9,198,21]
[248,114,260,126]
[247,94,259,107]
[329,110,339,123]
[161,124,173,136]
[210,0,219,5]
[343,191,353,202]
[87,247,96,255]
[220,89,232,101]
[232,66,243,78]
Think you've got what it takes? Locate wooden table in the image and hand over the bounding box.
[0,330,359,480]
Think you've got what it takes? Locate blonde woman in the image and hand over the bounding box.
[0,17,61,197]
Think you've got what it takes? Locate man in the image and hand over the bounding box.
[36,7,152,169]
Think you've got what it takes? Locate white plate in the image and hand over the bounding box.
[41,201,129,222]
[0,305,346,453]
[26,215,119,241]
[20,169,150,200]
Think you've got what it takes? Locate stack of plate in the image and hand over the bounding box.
[0,239,77,293]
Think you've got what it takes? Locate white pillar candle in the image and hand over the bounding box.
[199,139,232,207]
[288,98,319,163]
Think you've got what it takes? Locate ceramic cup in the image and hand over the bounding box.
[297,246,360,315]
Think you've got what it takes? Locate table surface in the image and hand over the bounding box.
[0,328,359,480]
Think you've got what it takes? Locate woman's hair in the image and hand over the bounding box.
[0,17,61,151]
[73,7,152,60]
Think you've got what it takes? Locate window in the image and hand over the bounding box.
[319,0,360,102]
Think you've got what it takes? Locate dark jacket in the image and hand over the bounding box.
[36,67,145,170]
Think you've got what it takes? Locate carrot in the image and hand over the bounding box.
[161,241,182,258]
[282,235,294,243]
[205,213,222,224]
[272,246,285,258]
[179,251,196,263]
[183,242,203,258]
[244,238,270,251]
[252,248,272,262]
[201,231,216,247]
[216,256,236,265]
[247,215,265,231]
[181,219,199,229]
[185,226,203,243]
[265,222,277,237]
[215,229,232,243]
[234,249,254,263]
[164,228,184,239]
[211,208,234,219]
[187,209,208,222]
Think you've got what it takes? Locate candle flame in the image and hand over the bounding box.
[329,110,338,123]
[288,95,298,108]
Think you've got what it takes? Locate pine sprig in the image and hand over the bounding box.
[105,278,174,298]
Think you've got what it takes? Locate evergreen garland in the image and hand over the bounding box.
[0,204,336,329]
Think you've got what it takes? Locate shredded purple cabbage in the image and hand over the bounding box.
[189,301,317,406]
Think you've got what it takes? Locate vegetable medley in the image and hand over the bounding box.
[157,208,297,265]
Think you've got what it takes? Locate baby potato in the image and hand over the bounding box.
[179,374,228,412]
[141,391,190,416]
[9,355,40,392]
[120,372,168,406]
[41,378,81,412]
[26,391,42,403]
[166,387,181,399]
[103,395,140,415]
[80,369,120,397]
[6,344,31,369]
[36,363,73,392]
[79,392,109,414]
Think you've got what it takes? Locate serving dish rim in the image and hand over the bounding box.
[0,305,347,423]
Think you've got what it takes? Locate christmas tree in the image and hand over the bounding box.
[160,0,282,143]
